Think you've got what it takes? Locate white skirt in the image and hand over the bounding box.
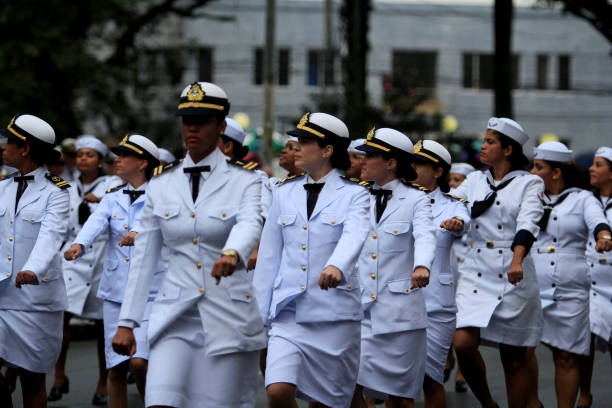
[103,300,151,369]
[146,307,259,408]
[589,260,612,351]
[541,298,591,355]
[0,309,63,373]
[266,309,361,408]
[425,312,456,384]
[357,311,426,400]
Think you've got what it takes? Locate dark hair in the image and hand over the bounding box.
[381,151,417,181]
[544,160,590,190]
[315,137,351,170]
[495,131,529,169]
[13,139,55,166]
[591,157,612,196]
[221,135,249,159]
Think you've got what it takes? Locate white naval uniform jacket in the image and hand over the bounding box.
[358,179,437,335]
[586,195,612,319]
[422,188,470,316]
[0,167,69,311]
[73,182,165,303]
[62,175,116,313]
[532,188,609,308]
[451,169,544,328]
[118,148,266,355]
[253,169,370,326]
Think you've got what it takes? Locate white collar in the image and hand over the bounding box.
[306,168,334,184]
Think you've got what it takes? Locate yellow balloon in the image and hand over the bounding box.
[539,133,559,143]
[233,112,251,130]
[441,115,458,133]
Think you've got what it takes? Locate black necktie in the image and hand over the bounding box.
[471,177,515,218]
[371,189,392,222]
[595,194,612,215]
[304,183,325,219]
[14,175,34,211]
[123,190,145,204]
[184,166,211,202]
[537,192,571,231]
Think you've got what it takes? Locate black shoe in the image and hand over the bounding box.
[455,380,468,393]
[443,367,451,383]
[92,392,108,406]
[47,377,69,401]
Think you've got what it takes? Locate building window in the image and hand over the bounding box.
[307,49,337,86]
[392,50,437,96]
[462,53,520,89]
[558,55,571,90]
[253,47,290,86]
[198,48,213,82]
[536,54,548,90]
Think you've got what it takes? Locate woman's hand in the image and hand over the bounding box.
[211,254,238,285]
[112,327,136,357]
[410,266,430,289]
[507,261,524,285]
[595,231,612,252]
[15,270,38,288]
[440,217,464,232]
[247,248,258,271]
[119,232,137,247]
[83,193,101,203]
[318,266,342,290]
[64,244,83,260]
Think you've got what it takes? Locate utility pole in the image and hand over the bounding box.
[494,0,513,117]
[324,0,333,91]
[262,0,276,166]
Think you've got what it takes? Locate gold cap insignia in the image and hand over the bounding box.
[187,83,205,102]
[298,112,310,127]
[366,127,375,141]
[414,140,423,153]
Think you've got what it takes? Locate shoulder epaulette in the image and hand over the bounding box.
[340,175,371,188]
[400,179,431,193]
[45,172,70,189]
[153,159,183,177]
[226,157,260,171]
[0,171,18,181]
[443,192,468,203]
[276,174,305,185]
[106,183,127,193]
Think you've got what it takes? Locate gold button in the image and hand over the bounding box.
[282,222,286,225]
[191,212,195,218]
[7,256,11,261]
[124,225,128,229]
[405,288,410,293]
[164,212,169,216]
[301,265,306,271]
[199,287,204,294]
[222,212,227,217]
[196,263,202,269]
[393,229,398,234]
[192,238,197,244]
[245,293,251,299]
[303,225,307,230]
[300,285,305,291]
[8,237,13,242]
[44,276,49,281]
[347,284,352,289]
[30,218,35,222]
[113,214,117,218]
[125,257,130,262]
[162,292,166,297]
[5,272,10,277]
[372,233,377,239]
[9,220,13,224]
[331,220,336,225]
[371,273,376,280]
[371,294,376,300]
[371,253,377,259]
[301,244,307,250]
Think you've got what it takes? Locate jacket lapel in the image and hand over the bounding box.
[310,170,343,220]
[16,172,45,214]
[377,183,406,224]
[196,150,228,206]
[293,177,308,221]
[172,161,195,211]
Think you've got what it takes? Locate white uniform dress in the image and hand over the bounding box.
[254,170,370,408]
[451,169,544,347]
[0,167,70,373]
[532,188,609,355]
[422,188,470,384]
[73,181,165,368]
[62,174,116,319]
[357,179,436,399]
[586,194,612,351]
[118,149,266,408]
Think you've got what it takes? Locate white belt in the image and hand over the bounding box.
[534,246,584,255]
[470,240,513,249]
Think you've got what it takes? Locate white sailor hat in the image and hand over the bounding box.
[61,137,77,154]
[487,117,529,146]
[111,134,160,167]
[158,148,176,164]
[348,138,366,154]
[413,139,452,169]
[224,118,246,145]
[76,135,108,157]
[450,162,476,176]
[287,112,349,141]
[176,82,230,117]
[1,114,60,162]
[594,146,612,163]
[356,127,413,155]
[287,136,299,143]
[533,141,573,163]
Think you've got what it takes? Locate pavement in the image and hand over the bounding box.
[9,339,612,407]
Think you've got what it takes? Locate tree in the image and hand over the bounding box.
[541,0,612,44]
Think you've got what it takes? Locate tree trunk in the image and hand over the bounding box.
[494,0,513,118]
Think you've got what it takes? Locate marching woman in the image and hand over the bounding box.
[527,141,611,408]
[451,117,544,408]
[254,112,370,408]
[0,114,70,407]
[411,140,470,408]
[349,129,436,408]
[112,82,266,408]
[577,146,612,408]
[64,134,163,408]
[50,135,115,405]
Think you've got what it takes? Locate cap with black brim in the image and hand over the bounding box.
[1,115,61,162]
[110,135,160,167]
[175,82,230,117]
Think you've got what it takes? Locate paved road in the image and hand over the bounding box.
[10,339,612,407]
